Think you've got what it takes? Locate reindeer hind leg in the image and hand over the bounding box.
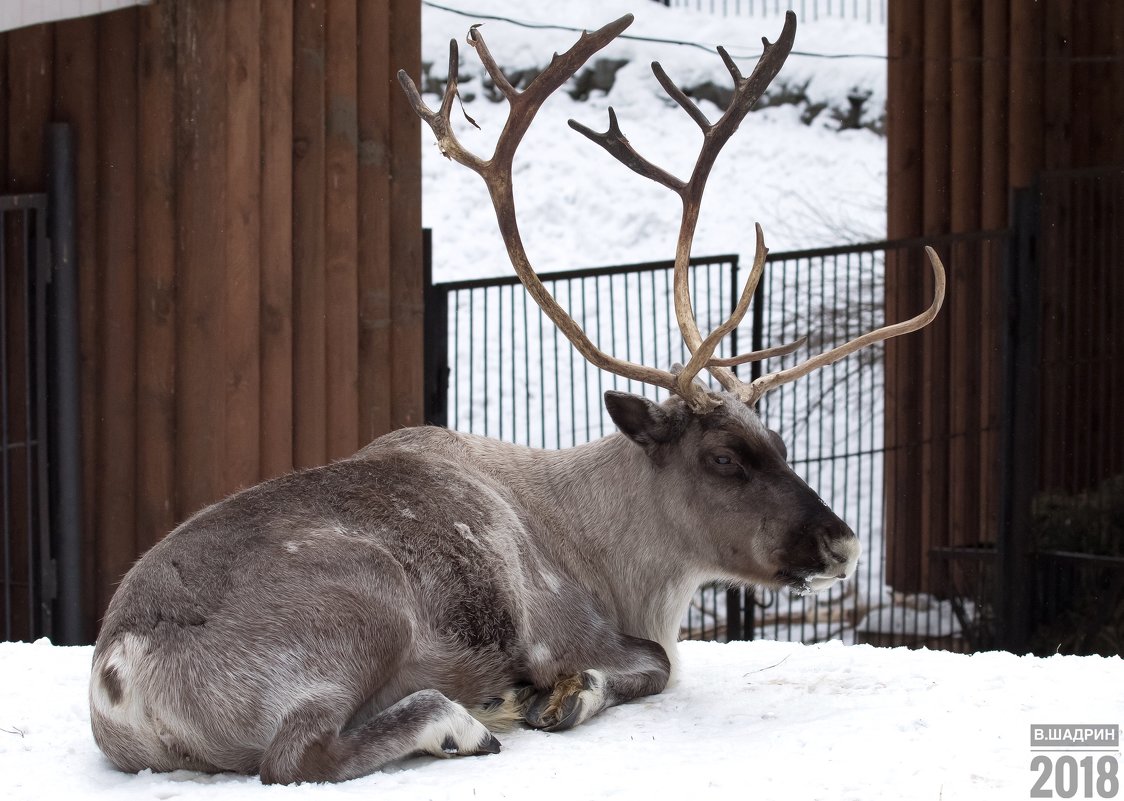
[259,689,501,785]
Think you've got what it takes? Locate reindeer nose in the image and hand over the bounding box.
[823,522,860,578]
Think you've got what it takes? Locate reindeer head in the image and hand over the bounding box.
[401,12,944,594]
[604,389,858,594]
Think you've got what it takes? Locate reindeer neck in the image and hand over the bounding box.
[513,434,703,653]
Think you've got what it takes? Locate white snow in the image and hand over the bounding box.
[2,638,1121,799]
[423,0,888,282]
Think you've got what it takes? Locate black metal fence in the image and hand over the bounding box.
[651,0,886,24]
[0,124,82,644]
[425,234,1005,649]
[426,253,740,444]
[0,192,52,642]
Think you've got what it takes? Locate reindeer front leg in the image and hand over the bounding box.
[521,634,670,732]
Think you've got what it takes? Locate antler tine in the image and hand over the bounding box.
[398,40,486,175]
[466,25,517,103]
[674,223,768,395]
[666,223,803,389]
[707,335,807,368]
[735,247,947,405]
[652,62,712,131]
[473,15,635,169]
[568,109,686,194]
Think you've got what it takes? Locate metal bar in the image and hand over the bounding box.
[726,254,743,640]
[522,284,531,444]
[422,228,449,427]
[483,287,490,436]
[1038,550,1124,567]
[34,196,55,641]
[0,194,50,212]
[433,253,741,292]
[468,289,475,432]
[452,291,461,430]
[0,209,10,641]
[22,209,38,639]
[996,187,1039,653]
[47,124,82,644]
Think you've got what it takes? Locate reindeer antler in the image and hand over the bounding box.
[399,13,945,413]
[570,14,799,401]
[400,16,699,404]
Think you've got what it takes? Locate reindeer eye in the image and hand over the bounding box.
[704,447,745,478]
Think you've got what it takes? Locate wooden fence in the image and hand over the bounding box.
[883,0,1124,594]
[0,0,422,641]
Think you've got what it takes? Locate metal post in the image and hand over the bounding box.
[726,255,743,640]
[47,124,84,645]
[422,228,449,427]
[996,187,1039,653]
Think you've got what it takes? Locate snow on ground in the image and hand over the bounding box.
[2,638,1120,800]
[422,0,887,281]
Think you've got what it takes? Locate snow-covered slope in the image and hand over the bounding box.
[422,0,887,281]
[2,638,1120,800]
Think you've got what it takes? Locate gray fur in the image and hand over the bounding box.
[89,390,859,784]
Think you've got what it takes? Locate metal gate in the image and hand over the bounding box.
[0,124,83,644]
[0,192,52,641]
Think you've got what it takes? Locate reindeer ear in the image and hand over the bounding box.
[604,391,675,449]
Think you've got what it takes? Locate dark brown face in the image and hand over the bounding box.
[605,390,859,594]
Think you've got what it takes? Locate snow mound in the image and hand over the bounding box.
[2,638,1120,800]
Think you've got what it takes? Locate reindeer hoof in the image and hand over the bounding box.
[523,671,604,732]
[426,702,504,759]
[439,731,502,757]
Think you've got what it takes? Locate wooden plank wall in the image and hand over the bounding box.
[0,0,423,641]
[885,0,1124,592]
[1037,168,1124,500]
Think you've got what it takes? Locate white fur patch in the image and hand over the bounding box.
[540,571,562,594]
[527,643,552,667]
[412,693,495,757]
[570,669,608,727]
[90,633,149,727]
[453,522,480,546]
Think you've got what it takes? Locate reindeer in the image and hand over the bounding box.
[89,12,944,785]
